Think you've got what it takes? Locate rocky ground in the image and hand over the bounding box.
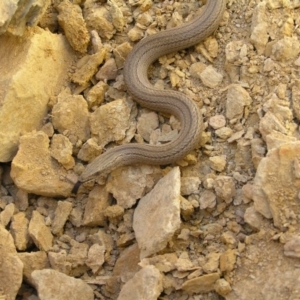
[1,0,300,299]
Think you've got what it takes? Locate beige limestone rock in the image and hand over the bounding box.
[180,177,201,196]
[52,92,90,143]
[226,84,252,120]
[90,98,136,148]
[82,185,111,226]
[0,225,23,300]
[181,273,220,294]
[220,250,237,272]
[199,65,223,88]
[85,243,105,274]
[117,265,163,300]
[133,167,181,258]
[57,0,90,53]
[214,278,232,296]
[50,134,75,170]
[71,48,107,85]
[0,0,50,36]
[0,27,75,162]
[283,235,300,258]
[85,80,108,108]
[0,202,16,227]
[113,42,132,68]
[18,251,49,286]
[95,57,118,81]
[10,212,30,251]
[28,210,53,251]
[253,142,300,229]
[11,131,73,197]
[51,200,73,235]
[32,269,94,300]
[271,37,300,61]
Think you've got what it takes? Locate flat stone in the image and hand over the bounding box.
[117,265,163,300]
[31,269,94,300]
[133,167,181,258]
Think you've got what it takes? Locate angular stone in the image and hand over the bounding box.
[51,200,73,235]
[57,0,90,53]
[0,28,75,161]
[118,266,163,300]
[253,142,300,229]
[82,186,111,226]
[181,273,220,294]
[10,212,30,251]
[0,225,23,300]
[32,269,94,300]
[133,167,181,258]
[18,251,49,285]
[11,131,73,197]
[28,211,53,251]
[52,93,90,143]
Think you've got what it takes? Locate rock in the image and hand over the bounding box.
[57,0,90,53]
[11,131,73,197]
[181,273,220,294]
[51,200,73,235]
[209,155,227,172]
[28,211,53,251]
[0,0,50,36]
[77,138,102,162]
[0,27,75,162]
[226,84,252,120]
[113,42,132,68]
[209,115,226,129]
[214,278,232,297]
[252,142,300,229]
[137,111,159,142]
[52,92,90,143]
[220,250,237,272]
[95,57,118,81]
[271,37,300,61]
[244,206,263,231]
[199,65,223,88]
[10,212,30,251]
[133,167,181,258]
[0,202,16,227]
[283,235,300,258]
[203,253,221,273]
[214,176,236,204]
[82,186,111,226]
[31,269,94,300]
[71,48,107,85]
[117,265,163,300]
[18,251,49,285]
[106,165,162,208]
[0,225,23,300]
[199,190,217,209]
[85,6,115,40]
[85,81,108,108]
[85,244,105,274]
[90,98,136,148]
[250,3,268,54]
[180,177,201,195]
[50,134,75,170]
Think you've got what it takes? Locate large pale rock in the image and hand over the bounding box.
[11,131,73,197]
[117,266,163,300]
[133,167,181,258]
[32,269,94,300]
[0,27,75,162]
[0,0,50,36]
[253,142,300,229]
[0,225,23,300]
